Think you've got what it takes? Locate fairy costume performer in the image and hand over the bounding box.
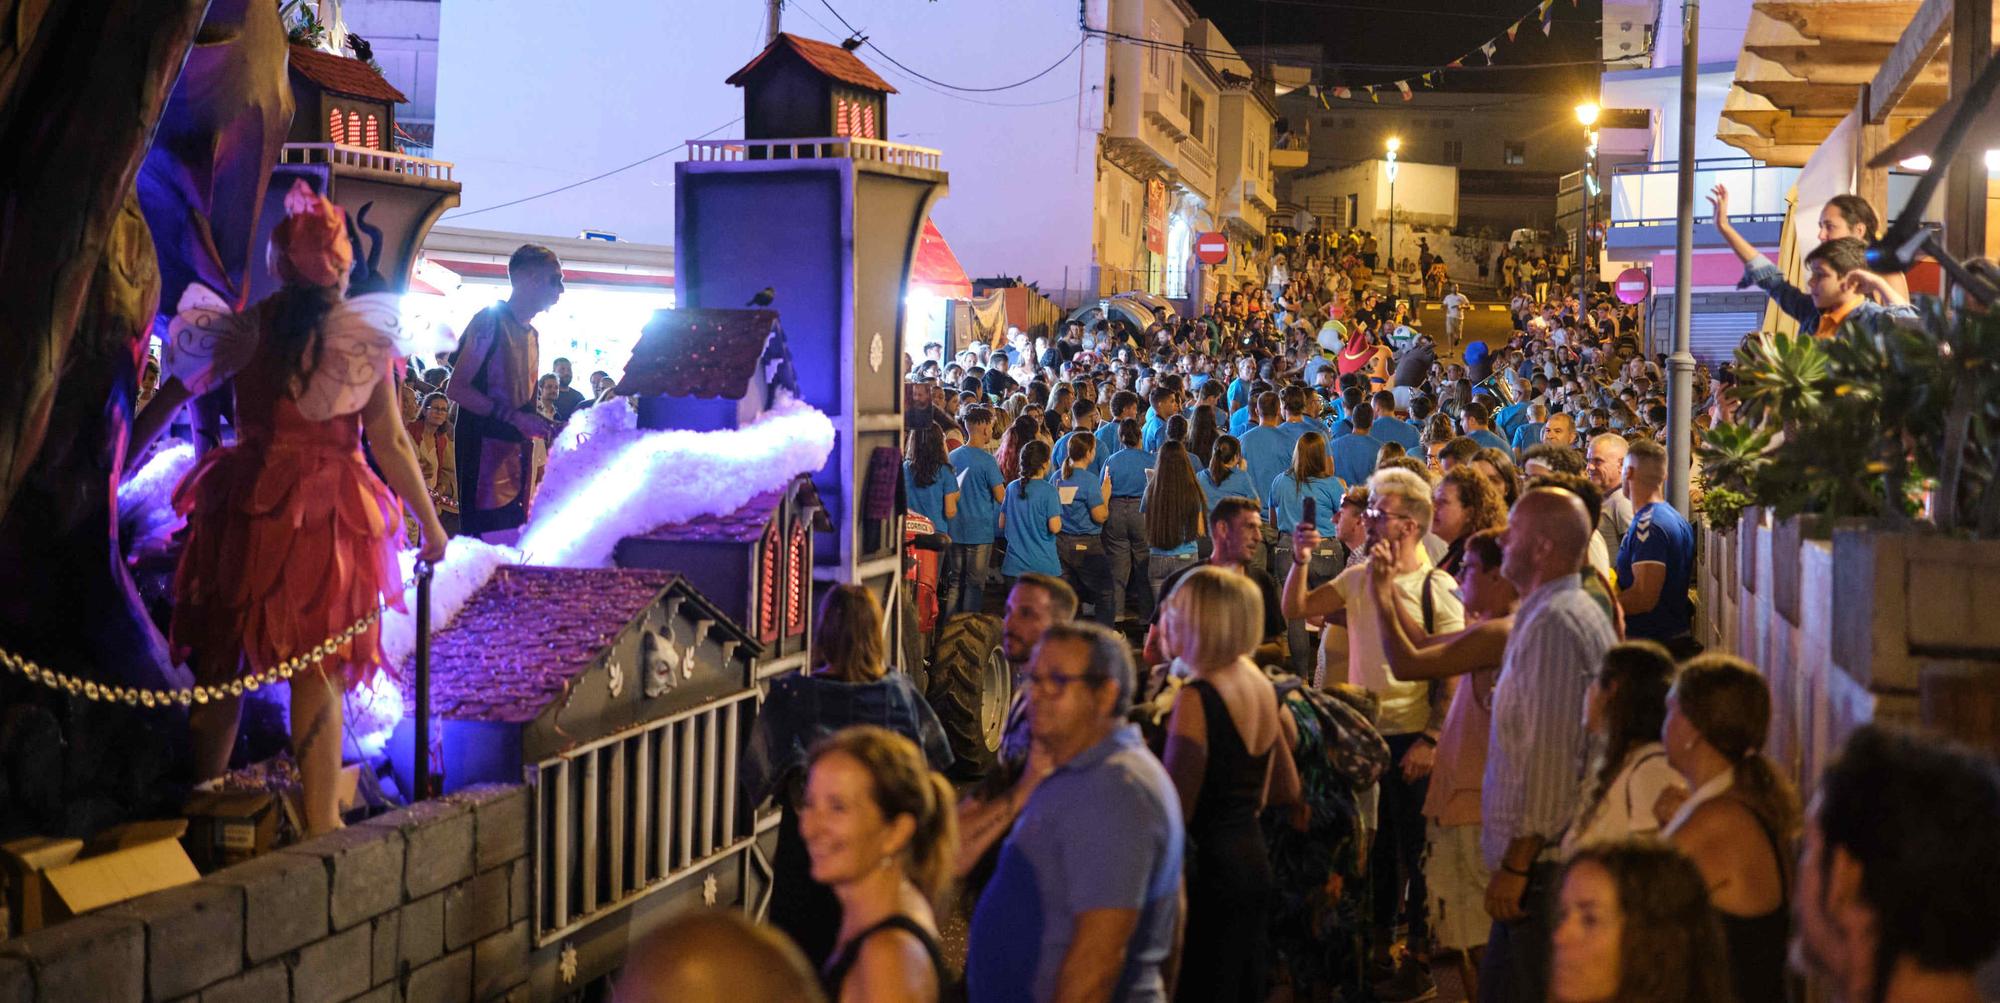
[168,181,449,835]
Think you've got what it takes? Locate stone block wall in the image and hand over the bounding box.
[0,784,531,1003]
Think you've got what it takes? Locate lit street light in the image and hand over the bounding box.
[1575,102,1600,300]
[1385,136,1399,298]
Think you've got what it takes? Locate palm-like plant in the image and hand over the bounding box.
[1728,331,1828,429]
[1696,421,1773,498]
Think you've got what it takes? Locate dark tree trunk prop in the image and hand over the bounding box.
[0,0,212,837]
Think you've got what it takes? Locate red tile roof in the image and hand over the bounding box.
[613,308,783,401]
[288,45,407,104]
[726,33,896,94]
[419,566,676,724]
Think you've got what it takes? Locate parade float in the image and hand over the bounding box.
[0,21,969,1002]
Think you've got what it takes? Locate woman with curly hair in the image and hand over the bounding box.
[1430,464,1507,577]
[1550,840,1737,1003]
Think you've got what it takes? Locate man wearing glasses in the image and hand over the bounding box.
[1281,467,1463,1000]
[967,623,1185,1003]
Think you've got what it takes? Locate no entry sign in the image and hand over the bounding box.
[1614,267,1650,305]
[1195,231,1229,265]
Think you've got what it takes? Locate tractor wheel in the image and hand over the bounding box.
[925,612,1010,775]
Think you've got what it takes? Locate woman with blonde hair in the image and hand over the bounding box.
[1159,566,1301,1002]
[803,725,959,1002]
[1662,654,1799,1003]
[743,586,952,968]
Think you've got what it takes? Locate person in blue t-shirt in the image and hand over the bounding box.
[1196,435,1260,512]
[902,424,959,528]
[1141,386,1180,454]
[1463,400,1512,453]
[1101,418,1156,623]
[1097,390,1141,474]
[1051,399,1105,482]
[1275,386,1319,451]
[1367,389,1421,453]
[1001,440,1064,578]
[1141,441,1207,606]
[1615,437,1696,654]
[1052,434,1116,625]
[1266,431,1347,676]
[1238,391,1294,512]
[1225,356,1258,414]
[1329,402,1384,488]
[945,406,1007,616]
[1510,402,1549,459]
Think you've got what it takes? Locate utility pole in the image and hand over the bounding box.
[1668,0,1698,515]
[1385,136,1400,297]
[764,0,783,46]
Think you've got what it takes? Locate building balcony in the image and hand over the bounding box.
[1271,147,1309,171]
[1242,177,1275,214]
[1607,156,1795,254]
[281,142,456,183]
[1144,90,1191,142]
[1177,140,1216,201]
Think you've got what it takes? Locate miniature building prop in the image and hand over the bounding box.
[616,476,826,665]
[285,44,405,150]
[614,308,799,433]
[727,33,895,149]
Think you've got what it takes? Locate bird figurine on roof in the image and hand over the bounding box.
[746,286,775,308]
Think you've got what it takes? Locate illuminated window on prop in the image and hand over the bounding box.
[835,100,852,137]
[329,108,346,144]
[365,114,380,149]
[859,104,876,139]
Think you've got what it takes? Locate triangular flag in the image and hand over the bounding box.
[1367,86,1379,103]
[1507,19,1521,41]
[1538,0,1553,14]
[1395,80,1413,101]
[1332,86,1352,99]
[1541,12,1554,34]
[1320,88,1331,108]
[1480,40,1498,63]
[1447,58,1463,68]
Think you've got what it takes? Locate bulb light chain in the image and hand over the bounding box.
[0,575,422,708]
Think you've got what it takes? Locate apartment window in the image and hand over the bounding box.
[1442,140,1463,164]
[1342,117,1356,128]
[1504,141,1527,165]
[1122,198,1132,236]
[1148,20,1161,78]
[1188,95,1207,143]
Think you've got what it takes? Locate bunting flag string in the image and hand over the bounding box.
[1316,0,1570,105]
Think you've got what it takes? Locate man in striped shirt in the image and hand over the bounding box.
[1480,487,1617,1001]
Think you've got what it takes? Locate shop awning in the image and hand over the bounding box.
[910,219,973,299]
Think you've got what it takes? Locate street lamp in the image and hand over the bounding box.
[1575,102,1600,300]
[1385,136,1400,295]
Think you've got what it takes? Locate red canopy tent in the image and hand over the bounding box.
[909,218,972,299]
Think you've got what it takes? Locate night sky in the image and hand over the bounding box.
[1187,0,1604,96]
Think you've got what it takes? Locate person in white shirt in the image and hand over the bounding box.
[1562,640,1686,856]
[1441,284,1470,348]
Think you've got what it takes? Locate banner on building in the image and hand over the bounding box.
[1144,177,1168,257]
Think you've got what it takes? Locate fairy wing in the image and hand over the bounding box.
[293,292,412,421]
[161,283,256,396]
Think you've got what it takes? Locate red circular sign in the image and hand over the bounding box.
[1614,266,1650,305]
[1195,231,1229,265]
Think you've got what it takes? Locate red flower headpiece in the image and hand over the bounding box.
[268,179,352,288]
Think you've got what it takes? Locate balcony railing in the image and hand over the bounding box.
[684,136,943,172]
[1609,157,1793,228]
[280,142,455,181]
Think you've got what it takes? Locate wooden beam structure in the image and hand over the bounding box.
[1866,0,1955,119]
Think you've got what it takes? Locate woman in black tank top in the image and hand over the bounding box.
[799,726,959,1003]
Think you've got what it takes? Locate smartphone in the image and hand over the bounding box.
[1301,496,1318,530]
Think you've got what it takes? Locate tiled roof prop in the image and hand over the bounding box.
[288,45,407,104]
[633,489,787,544]
[726,32,897,94]
[417,566,677,724]
[613,308,798,405]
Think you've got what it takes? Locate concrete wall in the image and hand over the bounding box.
[0,786,531,1003]
[1287,91,1590,179]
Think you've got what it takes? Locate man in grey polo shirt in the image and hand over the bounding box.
[966,622,1185,1003]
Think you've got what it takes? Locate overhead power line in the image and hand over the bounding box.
[443,117,743,220]
[816,0,1084,93]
